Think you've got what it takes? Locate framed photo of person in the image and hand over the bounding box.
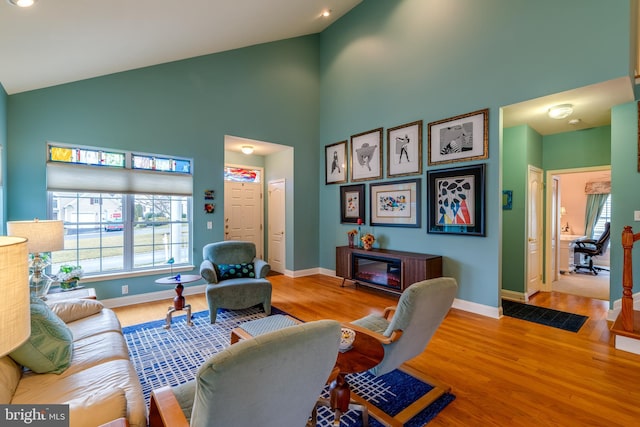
[351,128,383,182]
[387,120,422,177]
[325,140,347,184]
[428,109,488,166]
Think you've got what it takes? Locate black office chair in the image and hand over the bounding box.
[573,222,611,275]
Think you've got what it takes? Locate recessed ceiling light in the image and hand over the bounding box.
[548,104,574,120]
[568,118,581,125]
[322,9,331,17]
[8,0,37,7]
[241,146,254,155]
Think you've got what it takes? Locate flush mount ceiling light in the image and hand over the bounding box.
[241,145,254,155]
[8,0,37,7]
[548,104,574,120]
[322,9,332,17]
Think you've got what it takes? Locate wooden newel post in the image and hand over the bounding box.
[621,226,640,331]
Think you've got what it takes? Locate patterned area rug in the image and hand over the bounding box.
[502,300,588,332]
[123,307,454,426]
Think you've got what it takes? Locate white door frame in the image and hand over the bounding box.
[526,165,543,299]
[267,179,286,274]
[543,165,611,289]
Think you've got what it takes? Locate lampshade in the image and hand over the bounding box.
[0,236,30,356]
[6,219,65,254]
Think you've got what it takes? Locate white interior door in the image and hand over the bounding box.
[551,176,560,283]
[527,165,543,297]
[267,179,286,273]
[224,180,263,258]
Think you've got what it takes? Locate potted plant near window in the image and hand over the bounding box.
[57,264,84,290]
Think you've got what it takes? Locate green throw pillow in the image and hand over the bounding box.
[216,263,256,280]
[9,296,73,374]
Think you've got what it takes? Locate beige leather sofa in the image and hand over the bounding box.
[0,298,146,427]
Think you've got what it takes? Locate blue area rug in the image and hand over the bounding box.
[502,299,588,332]
[123,306,454,426]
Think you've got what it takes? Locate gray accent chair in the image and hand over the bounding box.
[349,277,457,376]
[148,320,342,427]
[200,241,272,323]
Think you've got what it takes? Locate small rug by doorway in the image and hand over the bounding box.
[502,300,588,332]
[123,306,454,426]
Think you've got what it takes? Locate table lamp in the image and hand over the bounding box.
[0,236,30,357]
[7,219,65,299]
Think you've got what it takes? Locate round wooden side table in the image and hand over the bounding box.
[155,274,201,329]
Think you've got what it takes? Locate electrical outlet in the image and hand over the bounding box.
[635,211,640,221]
[122,285,128,295]
[207,221,213,229]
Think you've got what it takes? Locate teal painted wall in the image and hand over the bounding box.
[318,0,632,307]
[611,102,639,303]
[543,126,611,170]
[6,36,320,299]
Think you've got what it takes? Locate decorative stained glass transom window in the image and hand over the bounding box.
[224,167,261,183]
[49,145,125,167]
[132,154,192,173]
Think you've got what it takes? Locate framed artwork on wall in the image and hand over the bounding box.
[427,164,486,236]
[351,128,383,182]
[370,178,421,227]
[428,109,489,166]
[340,184,365,224]
[325,140,347,184]
[387,120,422,177]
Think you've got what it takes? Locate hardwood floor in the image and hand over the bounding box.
[112,274,640,426]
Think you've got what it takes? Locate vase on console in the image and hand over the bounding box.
[361,233,375,251]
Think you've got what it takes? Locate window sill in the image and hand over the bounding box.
[80,265,196,283]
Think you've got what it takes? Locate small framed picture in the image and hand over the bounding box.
[204,190,215,200]
[340,184,365,224]
[204,203,215,214]
[351,128,383,182]
[325,141,347,185]
[387,120,422,177]
[428,109,488,166]
[370,178,421,228]
[427,164,486,236]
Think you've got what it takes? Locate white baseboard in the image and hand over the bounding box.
[452,298,501,319]
[615,335,640,355]
[607,291,640,321]
[501,289,526,302]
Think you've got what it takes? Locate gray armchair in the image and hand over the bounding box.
[199,241,272,323]
[148,320,341,427]
[348,277,457,376]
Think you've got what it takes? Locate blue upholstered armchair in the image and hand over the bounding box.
[199,241,272,323]
[148,320,342,427]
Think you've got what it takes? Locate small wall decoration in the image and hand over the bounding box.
[387,120,422,177]
[370,178,421,228]
[637,100,640,172]
[204,203,215,214]
[428,109,489,166]
[325,140,348,184]
[503,190,513,210]
[351,128,383,182]
[427,164,486,236]
[340,184,365,224]
[204,190,215,200]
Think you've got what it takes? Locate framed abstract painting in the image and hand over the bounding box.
[427,164,486,236]
[387,120,422,177]
[340,184,365,224]
[325,140,347,184]
[428,109,488,166]
[351,128,383,182]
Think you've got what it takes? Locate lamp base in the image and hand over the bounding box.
[29,272,53,300]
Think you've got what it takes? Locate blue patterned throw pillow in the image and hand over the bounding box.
[216,263,256,280]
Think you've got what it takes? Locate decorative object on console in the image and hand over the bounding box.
[57,264,84,290]
[427,164,486,236]
[346,229,357,248]
[387,120,423,177]
[7,219,64,299]
[0,236,29,356]
[428,108,489,166]
[340,184,365,224]
[361,233,375,250]
[350,128,383,182]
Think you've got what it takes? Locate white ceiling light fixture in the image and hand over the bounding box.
[241,145,254,155]
[8,0,37,7]
[322,9,332,17]
[548,104,574,120]
[568,118,581,125]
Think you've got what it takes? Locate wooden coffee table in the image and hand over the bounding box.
[155,274,201,329]
[323,326,384,426]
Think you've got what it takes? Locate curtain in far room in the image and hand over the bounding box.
[583,180,610,239]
